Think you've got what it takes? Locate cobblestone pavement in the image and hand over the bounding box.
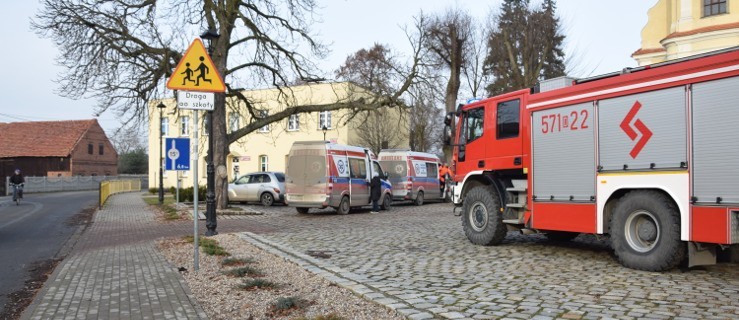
[223,201,739,320]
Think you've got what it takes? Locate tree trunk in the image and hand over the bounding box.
[212,36,230,210]
[442,31,462,164]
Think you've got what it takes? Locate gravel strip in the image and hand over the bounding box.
[157,233,406,320]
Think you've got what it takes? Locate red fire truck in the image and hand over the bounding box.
[444,47,739,271]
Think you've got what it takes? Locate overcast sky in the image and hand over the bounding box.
[1,0,656,135]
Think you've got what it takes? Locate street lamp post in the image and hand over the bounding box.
[201,28,220,237]
[157,102,166,205]
[322,125,328,141]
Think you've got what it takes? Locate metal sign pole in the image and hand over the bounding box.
[193,110,200,271]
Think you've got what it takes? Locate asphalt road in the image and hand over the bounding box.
[0,191,98,314]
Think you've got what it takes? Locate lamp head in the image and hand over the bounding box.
[200,28,220,41]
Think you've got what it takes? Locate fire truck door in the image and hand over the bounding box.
[456,106,486,177]
[486,98,523,169]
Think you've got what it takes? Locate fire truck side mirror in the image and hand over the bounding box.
[444,113,453,126]
[443,113,456,146]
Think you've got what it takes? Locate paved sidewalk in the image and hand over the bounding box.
[21,192,207,320]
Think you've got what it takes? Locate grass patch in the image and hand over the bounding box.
[237,278,279,291]
[221,257,256,267]
[295,313,344,320]
[268,296,311,317]
[142,196,175,205]
[223,266,263,278]
[143,196,180,220]
[182,236,230,256]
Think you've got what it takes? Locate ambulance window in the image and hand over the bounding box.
[497,99,520,139]
[349,158,367,179]
[426,162,438,177]
[372,161,384,178]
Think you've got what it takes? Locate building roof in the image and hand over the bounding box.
[0,119,99,158]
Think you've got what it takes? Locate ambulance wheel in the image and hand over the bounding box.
[544,231,579,242]
[336,196,350,215]
[381,194,392,210]
[462,186,506,246]
[296,207,310,214]
[260,193,274,206]
[414,191,424,206]
[611,190,685,271]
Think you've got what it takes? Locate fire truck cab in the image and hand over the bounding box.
[445,47,739,271]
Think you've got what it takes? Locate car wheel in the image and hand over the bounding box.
[462,186,507,246]
[611,190,685,271]
[260,193,274,206]
[296,207,310,214]
[381,194,392,210]
[336,196,350,215]
[414,191,424,206]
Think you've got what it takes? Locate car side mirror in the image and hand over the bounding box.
[383,172,389,180]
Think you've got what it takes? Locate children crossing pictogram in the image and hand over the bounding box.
[166,39,225,92]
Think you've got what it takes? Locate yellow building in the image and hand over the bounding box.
[148,82,409,189]
[633,0,739,65]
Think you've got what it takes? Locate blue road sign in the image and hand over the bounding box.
[165,138,190,171]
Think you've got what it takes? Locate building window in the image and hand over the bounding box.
[161,118,169,136]
[259,155,268,172]
[99,144,104,155]
[229,113,240,133]
[318,111,331,129]
[288,114,299,131]
[258,110,269,133]
[704,0,727,16]
[181,116,190,135]
[88,143,93,154]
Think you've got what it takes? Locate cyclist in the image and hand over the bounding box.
[10,169,25,202]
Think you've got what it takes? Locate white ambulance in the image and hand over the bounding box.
[285,141,392,214]
[378,149,444,205]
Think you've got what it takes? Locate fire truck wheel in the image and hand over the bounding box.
[336,196,350,215]
[414,191,424,206]
[381,194,392,210]
[462,186,506,246]
[544,231,579,242]
[611,190,685,271]
[260,193,275,206]
[296,207,310,214]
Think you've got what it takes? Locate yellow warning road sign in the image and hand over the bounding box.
[166,39,226,92]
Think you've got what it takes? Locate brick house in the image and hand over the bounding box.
[0,119,118,181]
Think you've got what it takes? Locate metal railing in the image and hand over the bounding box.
[99,179,142,208]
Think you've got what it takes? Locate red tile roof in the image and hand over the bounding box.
[0,119,98,158]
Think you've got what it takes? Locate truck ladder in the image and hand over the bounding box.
[502,179,527,225]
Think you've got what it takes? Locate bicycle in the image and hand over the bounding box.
[11,183,24,205]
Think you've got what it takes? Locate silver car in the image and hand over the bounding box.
[228,172,286,206]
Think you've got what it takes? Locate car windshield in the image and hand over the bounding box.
[274,172,285,182]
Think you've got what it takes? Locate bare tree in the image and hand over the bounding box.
[33,1,423,209]
[484,0,566,95]
[408,86,443,154]
[335,43,410,153]
[425,9,473,114]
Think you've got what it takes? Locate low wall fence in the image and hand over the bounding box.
[4,175,147,196]
[99,179,142,208]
